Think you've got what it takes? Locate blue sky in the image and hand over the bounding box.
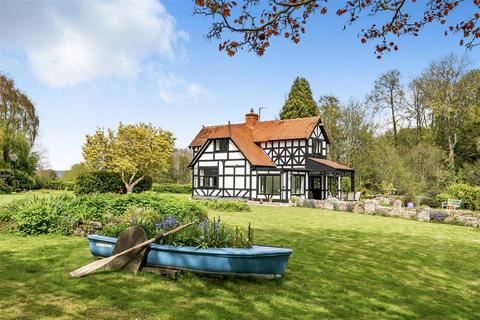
[0,0,478,170]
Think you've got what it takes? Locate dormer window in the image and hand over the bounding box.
[215,138,229,152]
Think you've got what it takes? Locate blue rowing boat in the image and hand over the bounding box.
[87,234,293,278]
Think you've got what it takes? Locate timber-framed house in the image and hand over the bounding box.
[188,109,355,202]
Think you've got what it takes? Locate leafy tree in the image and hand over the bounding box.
[460,161,480,186]
[82,123,174,193]
[0,73,39,145]
[368,70,405,144]
[0,127,38,175]
[280,77,319,119]
[454,69,480,165]
[167,148,192,184]
[194,1,479,57]
[36,169,57,181]
[61,163,88,182]
[318,95,342,161]
[403,143,451,197]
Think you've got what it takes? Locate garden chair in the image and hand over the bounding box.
[441,199,462,210]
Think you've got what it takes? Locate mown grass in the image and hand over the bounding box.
[0,202,479,319]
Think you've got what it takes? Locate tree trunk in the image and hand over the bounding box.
[123,173,145,194]
[447,131,456,168]
[389,90,398,145]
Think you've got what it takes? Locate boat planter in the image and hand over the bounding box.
[87,234,293,278]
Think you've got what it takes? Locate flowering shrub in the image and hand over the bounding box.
[156,216,252,248]
[104,214,252,248]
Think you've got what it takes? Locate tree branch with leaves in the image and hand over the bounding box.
[194,0,480,58]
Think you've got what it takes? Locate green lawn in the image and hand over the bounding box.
[0,203,479,319]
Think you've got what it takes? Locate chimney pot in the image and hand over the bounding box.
[245,109,259,128]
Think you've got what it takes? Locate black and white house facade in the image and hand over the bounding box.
[188,110,355,202]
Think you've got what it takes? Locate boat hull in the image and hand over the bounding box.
[87,235,293,278]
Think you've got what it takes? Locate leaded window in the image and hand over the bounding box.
[199,167,218,188]
[215,139,229,152]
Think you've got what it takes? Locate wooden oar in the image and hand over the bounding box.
[69,221,195,278]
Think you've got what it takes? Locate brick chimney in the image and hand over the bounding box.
[245,108,259,128]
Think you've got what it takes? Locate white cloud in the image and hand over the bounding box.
[0,0,187,86]
[153,72,206,103]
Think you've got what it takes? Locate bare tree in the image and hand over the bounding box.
[368,69,405,144]
[418,54,471,168]
[404,78,432,140]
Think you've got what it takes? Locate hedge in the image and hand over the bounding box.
[152,183,192,194]
[75,171,152,194]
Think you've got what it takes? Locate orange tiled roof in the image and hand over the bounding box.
[189,116,321,167]
[308,157,353,171]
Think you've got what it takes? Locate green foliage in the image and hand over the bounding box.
[198,199,250,212]
[0,73,39,145]
[460,161,480,186]
[437,183,480,211]
[134,175,153,193]
[36,169,57,181]
[75,171,151,194]
[0,128,39,175]
[13,170,35,190]
[82,123,174,193]
[75,171,124,194]
[0,168,35,191]
[279,77,319,119]
[0,193,207,236]
[152,183,191,194]
[106,215,252,248]
[61,163,88,182]
[4,195,72,235]
[35,179,75,191]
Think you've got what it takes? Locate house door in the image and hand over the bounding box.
[310,176,323,200]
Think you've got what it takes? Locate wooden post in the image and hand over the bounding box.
[351,171,355,192]
[337,174,341,199]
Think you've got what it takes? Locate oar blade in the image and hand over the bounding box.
[69,255,115,278]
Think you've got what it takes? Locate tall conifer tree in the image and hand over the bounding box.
[280,77,319,119]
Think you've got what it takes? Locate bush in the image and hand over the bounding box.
[0,169,35,192]
[198,199,250,212]
[75,171,124,194]
[35,178,75,191]
[437,183,480,211]
[0,193,207,236]
[75,171,152,194]
[3,195,73,235]
[152,183,191,194]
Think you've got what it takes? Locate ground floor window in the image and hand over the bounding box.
[258,175,281,195]
[199,167,218,188]
[291,175,305,195]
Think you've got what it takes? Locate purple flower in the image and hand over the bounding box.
[156,215,178,231]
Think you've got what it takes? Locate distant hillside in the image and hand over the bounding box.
[55,171,66,178]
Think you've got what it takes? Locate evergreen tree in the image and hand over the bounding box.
[280,77,319,119]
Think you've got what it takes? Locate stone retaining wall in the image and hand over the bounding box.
[293,197,480,227]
